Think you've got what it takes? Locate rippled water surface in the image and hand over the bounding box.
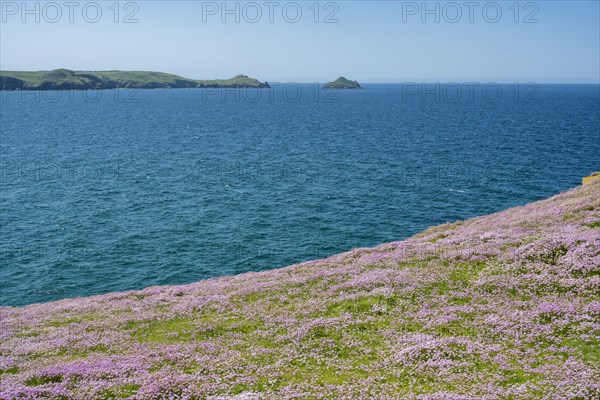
[1,84,598,306]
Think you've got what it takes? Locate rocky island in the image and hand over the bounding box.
[1,181,599,398]
[0,69,270,90]
[323,76,362,89]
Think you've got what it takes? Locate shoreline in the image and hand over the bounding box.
[1,181,598,398]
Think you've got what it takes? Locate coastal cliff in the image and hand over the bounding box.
[1,182,599,399]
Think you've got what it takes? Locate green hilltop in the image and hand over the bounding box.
[0,69,270,90]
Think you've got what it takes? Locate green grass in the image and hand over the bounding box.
[127,314,264,344]
[0,366,19,375]
[99,384,142,399]
[323,295,398,317]
[25,374,63,386]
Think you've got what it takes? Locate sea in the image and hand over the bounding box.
[1,83,598,306]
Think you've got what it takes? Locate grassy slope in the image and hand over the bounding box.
[0,70,268,89]
[0,183,599,399]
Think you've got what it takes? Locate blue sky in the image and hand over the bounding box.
[1,1,599,82]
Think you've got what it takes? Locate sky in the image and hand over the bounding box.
[1,1,599,83]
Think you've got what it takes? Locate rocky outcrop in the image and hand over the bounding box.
[583,172,600,185]
[323,76,362,89]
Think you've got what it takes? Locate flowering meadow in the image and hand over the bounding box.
[1,182,599,399]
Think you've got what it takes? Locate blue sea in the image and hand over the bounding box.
[1,84,599,306]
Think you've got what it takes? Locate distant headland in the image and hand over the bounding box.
[0,69,270,90]
[323,76,362,89]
